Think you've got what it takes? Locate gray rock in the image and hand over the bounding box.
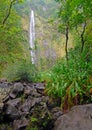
[21,100,32,112]
[0,83,8,88]
[4,104,20,120]
[54,104,92,130]
[3,95,10,103]
[51,107,63,120]
[24,85,41,97]
[7,98,21,108]
[24,86,34,96]
[9,93,17,99]
[33,82,45,94]
[31,89,41,97]
[21,97,42,112]
[0,82,12,103]
[0,102,4,113]
[13,83,24,92]
[10,83,24,98]
[13,118,29,130]
[14,82,24,91]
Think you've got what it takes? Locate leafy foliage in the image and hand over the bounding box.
[55,0,92,59]
[40,0,92,111]
[2,60,37,82]
[43,48,92,110]
[0,0,30,76]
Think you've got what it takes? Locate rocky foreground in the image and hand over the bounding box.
[0,80,92,130]
[0,80,62,130]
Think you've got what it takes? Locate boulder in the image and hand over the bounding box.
[24,85,41,97]
[33,82,45,94]
[13,83,24,92]
[0,103,4,113]
[24,86,34,96]
[0,82,12,103]
[0,83,8,88]
[9,93,17,99]
[6,98,21,108]
[21,99,32,113]
[4,104,21,120]
[31,89,42,97]
[3,95,10,103]
[21,97,42,113]
[13,118,29,130]
[51,107,63,120]
[54,104,92,130]
[10,83,24,98]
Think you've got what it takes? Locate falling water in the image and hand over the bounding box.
[29,10,35,64]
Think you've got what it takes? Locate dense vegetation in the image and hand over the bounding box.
[0,0,34,80]
[42,0,92,111]
[0,0,92,111]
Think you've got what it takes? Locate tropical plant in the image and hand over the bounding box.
[44,48,92,111]
[55,0,92,60]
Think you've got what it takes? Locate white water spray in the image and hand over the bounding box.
[29,10,35,64]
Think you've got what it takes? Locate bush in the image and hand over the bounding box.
[2,60,37,82]
[44,48,92,110]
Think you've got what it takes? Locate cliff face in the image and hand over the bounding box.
[20,0,74,70]
[29,0,63,69]
[30,0,58,18]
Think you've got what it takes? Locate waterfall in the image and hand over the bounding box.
[29,10,35,64]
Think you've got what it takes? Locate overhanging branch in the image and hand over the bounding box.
[2,0,16,26]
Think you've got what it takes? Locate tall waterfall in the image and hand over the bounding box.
[29,10,35,64]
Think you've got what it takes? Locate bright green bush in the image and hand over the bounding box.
[44,48,92,110]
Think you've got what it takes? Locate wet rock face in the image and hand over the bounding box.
[54,104,92,130]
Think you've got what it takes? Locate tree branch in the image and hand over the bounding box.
[2,0,16,26]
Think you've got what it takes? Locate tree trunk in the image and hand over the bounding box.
[65,25,69,61]
[81,21,86,53]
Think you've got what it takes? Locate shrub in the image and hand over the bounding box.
[2,60,37,82]
[44,48,92,111]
